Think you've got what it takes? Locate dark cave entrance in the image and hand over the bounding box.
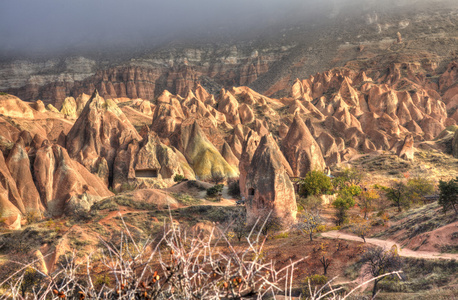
[135,169,159,178]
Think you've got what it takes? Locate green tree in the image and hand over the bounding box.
[406,177,435,204]
[358,189,379,219]
[332,189,355,225]
[438,177,458,214]
[385,181,409,212]
[299,171,332,197]
[333,167,364,189]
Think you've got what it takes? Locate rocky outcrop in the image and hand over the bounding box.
[0,94,36,119]
[60,97,77,118]
[217,90,241,125]
[3,46,285,107]
[66,90,141,185]
[221,141,239,169]
[281,115,326,177]
[316,131,340,165]
[239,130,260,199]
[245,134,296,227]
[0,135,113,224]
[395,135,415,161]
[0,150,24,217]
[34,143,112,217]
[6,138,43,214]
[113,132,195,191]
[180,121,237,180]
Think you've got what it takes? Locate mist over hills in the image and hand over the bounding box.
[0,0,456,60]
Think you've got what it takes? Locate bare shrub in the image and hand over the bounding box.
[0,214,303,299]
[0,214,402,300]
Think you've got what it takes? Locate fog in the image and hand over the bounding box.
[0,0,455,58]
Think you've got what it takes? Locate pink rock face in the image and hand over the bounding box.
[238,103,255,124]
[339,77,360,107]
[245,134,296,227]
[112,132,195,192]
[281,115,326,177]
[0,137,112,221]
[291,79,305,99]
[316,131,339,161]
[420,116,445,140]
[453,130,458,158]
[0,150,23,220]
[439,62,458,92]
[6,138,44,214]
[278,123,289,139]
[217,90,241,126]
[35,144,112,217]
[221,141,239,169]
[66,90,141,185]
[239,131,260,199]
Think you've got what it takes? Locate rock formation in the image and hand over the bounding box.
[113,132,195,191]
[239,130,260,199]
[66,90,141,185]
[245,134,296,226]
[281,115,326,177]
[180,121,238,180]
[395,134,415,161]
[35,144,112,217]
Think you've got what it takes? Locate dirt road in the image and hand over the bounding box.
[321,231,458,260]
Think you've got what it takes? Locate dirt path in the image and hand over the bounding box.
[321,231,458,260]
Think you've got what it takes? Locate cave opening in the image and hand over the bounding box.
[135,169,158,178]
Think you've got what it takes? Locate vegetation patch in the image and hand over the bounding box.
[373,203,458,240]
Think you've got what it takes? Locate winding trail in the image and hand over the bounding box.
[321,231,458,260]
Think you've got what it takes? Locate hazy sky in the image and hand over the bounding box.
[0,0,313,56]
[0,0,454,58]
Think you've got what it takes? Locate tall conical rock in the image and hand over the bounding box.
[239,130,260,199]
[246,134,296,226]
[281,115,326,177]
[66,90,141,185]
[180,121,238,180]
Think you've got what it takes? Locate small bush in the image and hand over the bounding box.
[91,198,118,211]
[302,274,329,297]
[304,274,328,285]
[341,184,362,197]
[272,232,289,239]
[206,184,224,197]
[95,274,111,287]
[25,210,41,225]
[174,174,185,182]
